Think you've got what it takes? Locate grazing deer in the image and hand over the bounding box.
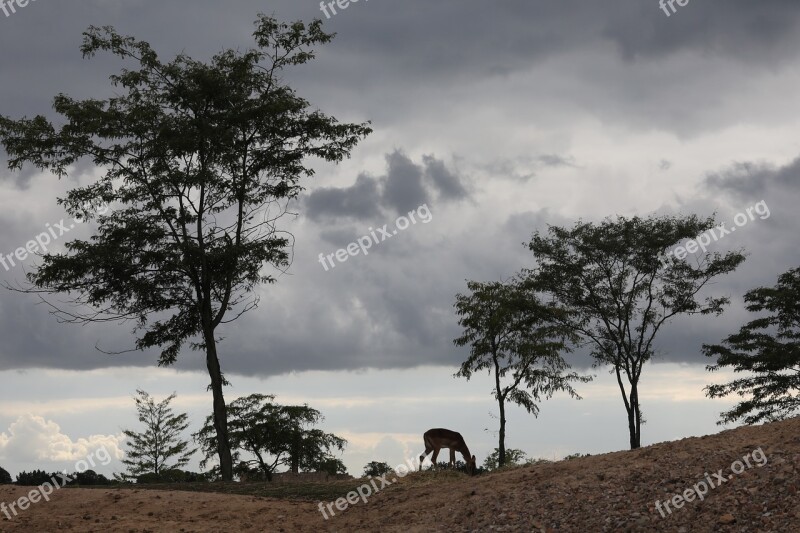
[419,428,477,475]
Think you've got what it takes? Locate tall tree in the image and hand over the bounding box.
[704,266,800,425]
[195,394,346,481]
[527,215,745,449]
[454,279,589,467]
[117,390,196,481]
[0,17,370,480]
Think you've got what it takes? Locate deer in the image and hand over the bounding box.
[419,428,477,475]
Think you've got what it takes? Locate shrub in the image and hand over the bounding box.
[0,466,12,484]
[363,461,393,477]
[70,470,112,486]
[135,469,209,484]
[15,470,51,486]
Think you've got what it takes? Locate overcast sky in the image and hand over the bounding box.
[1,0,799,479]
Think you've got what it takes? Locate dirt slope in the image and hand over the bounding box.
[1,417,798,532]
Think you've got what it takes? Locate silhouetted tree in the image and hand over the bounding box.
[117,390,196,481]
[195,394,345,481]
[526,215,745,448]
[0,466,12,484]
[363,461,393,477]
[314,457,347,476]
[0,16,370,481]
[704,266,800,424]
[454,279,589,467]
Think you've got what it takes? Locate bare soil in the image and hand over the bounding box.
[1,417,798,532]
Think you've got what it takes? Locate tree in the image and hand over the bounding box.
[0,466,12,484]
[454,279,589,468]
[117,390,196,481]
[363,461,393,477]
[0,17,371,481]
[195,394,346,481]
[316,457,348,476]
[482,448,527,471]
[704,266,800,425]
[527,215,746,449]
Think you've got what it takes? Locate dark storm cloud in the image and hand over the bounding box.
[381,151,429,214]
[706,157,800,199]
[305,174,383,222]
[304,151,467,222]
[644,154,800,365]
[422,155,468,200]
[2,0,800,377]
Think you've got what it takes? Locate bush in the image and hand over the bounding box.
[69,470,112,486]
[433,460,485,475]
[563,453,590,461]
[135,469,210,484]
[135,472,162,484]
[363,461,393,477]
[16,470,52,486]
[482,448,528,471]
[182,470,210,483]
[0,466,12,484]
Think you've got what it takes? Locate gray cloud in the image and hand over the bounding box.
[1,0,800,380]
[706,157,800,199]
[304,151,467,222]
[305,174,383,222]
[480,155,577,182]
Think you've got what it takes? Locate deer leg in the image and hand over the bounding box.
[419,444,434,471]
[430,447,440,468]
[449,448,457,468]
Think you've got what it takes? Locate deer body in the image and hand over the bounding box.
[419,428,477,475]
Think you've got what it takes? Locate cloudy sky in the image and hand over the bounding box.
[1,0,799,479]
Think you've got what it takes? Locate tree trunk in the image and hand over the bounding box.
[614,365,642,450]
[629,384,641,449]
[498,398,507,467]
[494,354,506,467]
[291,433,300,473]
[203,326,233,481]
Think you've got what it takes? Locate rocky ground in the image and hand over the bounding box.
[1,417,798,532]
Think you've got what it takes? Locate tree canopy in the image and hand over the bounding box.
[526,214,746,448]
[454,279,589,467]
[195,394,346,481]
[704,266,800,425]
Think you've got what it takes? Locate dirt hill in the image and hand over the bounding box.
[1,417,798,532]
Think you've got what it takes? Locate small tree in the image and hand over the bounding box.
[482,448,527,471]
[527,215,746,448]
[0,466,13,484]
[363,461,393,477]
[316,457,348,476]
[195,394,346,481]
[454,279,589,468]
[704,266,800,424]
[117,390,196,481]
